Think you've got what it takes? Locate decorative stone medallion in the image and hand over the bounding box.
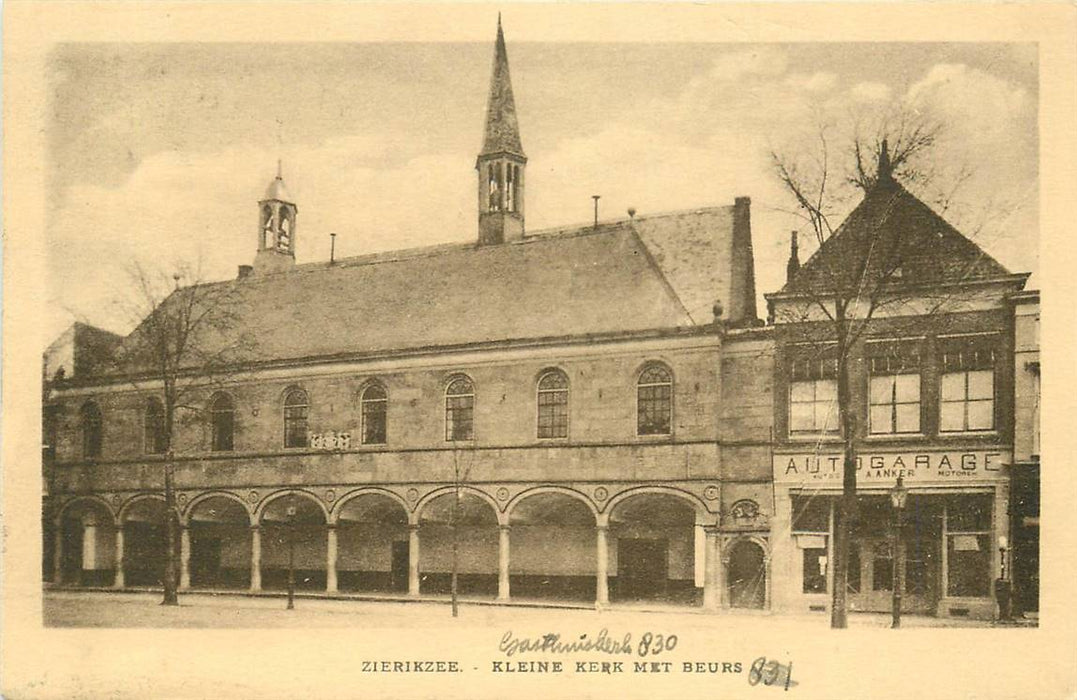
[177,493,188,506]
[111,494,123,506]
[730,499,760,519]
[324,489,336,503]
[703,485,719,501]
[406,488,419,503]
[593,486,609,502]
[495,487,510,502]
[247,490,259,504]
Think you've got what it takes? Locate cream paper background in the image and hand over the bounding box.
[3,2,1075,698]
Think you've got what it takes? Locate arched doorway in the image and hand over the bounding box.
[187,495,252,589]
[57,499,116,586]
[418,491,498,597]
[259,493,328,591]
[609,493,700,605]
[336,493,410,593]
[727,539,766,609]
[508,492,596,601]
[121,498,169,587]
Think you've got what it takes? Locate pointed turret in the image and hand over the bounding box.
[476,16,527,245]
[786,231,801,284]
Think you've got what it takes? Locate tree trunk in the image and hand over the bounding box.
[451,478,460,618]
[830,309,857,629]
[161,458,179,606]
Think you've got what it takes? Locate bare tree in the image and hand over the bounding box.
[768,105,1002,629]
[111,261,253,606]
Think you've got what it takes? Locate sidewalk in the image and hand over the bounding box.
[43,588,1031,628]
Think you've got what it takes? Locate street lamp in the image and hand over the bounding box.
[889,476,908,629]
[996,535,1011,622]
[286,502,297,610]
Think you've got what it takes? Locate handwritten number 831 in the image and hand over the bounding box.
[637,633,678,657]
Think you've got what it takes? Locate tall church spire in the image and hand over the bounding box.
[480,15,525,158]
[477,17,527,245]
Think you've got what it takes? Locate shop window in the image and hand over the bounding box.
[144,398,167,454]
[80,401,103,459]
[360,383,387,445]
[946,494,992,597]
[283,388,309,448]
[788,354,838,435]
[847,546,862,594]
[445,375,475,442]
[939,336,996,433]
[637,363,672,436]
[209,393,235,452]
[872,541,893,591]
[906,536,931,595]
[793,496,830,594]
[537,369,569,439]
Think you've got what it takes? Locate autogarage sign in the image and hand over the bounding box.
[773,450,1010,485]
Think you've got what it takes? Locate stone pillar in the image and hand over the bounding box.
[52,525,64,584]
[249,525,262,592]
[326,525,339,594]
[498,524,511,601]
[81,517,97,586]
[113,525,125,589]
[703,526,719,611]
[408,523,420,597]
[179,526,191,591]
[596,523,609,608]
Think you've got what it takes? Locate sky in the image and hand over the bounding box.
[46,39,1038,341]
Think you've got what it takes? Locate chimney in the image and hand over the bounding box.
[786,231,800,284]
[238,264,253,279]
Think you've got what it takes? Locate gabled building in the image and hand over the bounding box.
[764,148,1033,620]
[44,22,771,610]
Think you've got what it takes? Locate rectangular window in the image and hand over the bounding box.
[869,374,921,434]
[940,370,995,432]
[872,541,894,591]
[945,494,992,597]
[537,390,568,439]
[802,547,828,594]
[284,405,308,448]
[788,353,838,435]
[445,395,474,441]
[789,379,838,433]
[939,336,996,433]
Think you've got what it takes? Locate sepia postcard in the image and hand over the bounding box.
[3,2,1076,699]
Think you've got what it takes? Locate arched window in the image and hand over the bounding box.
[283,388,309,448]
[537,370,569,439]
[506,164,516,213]
[261,204,274,248]
[445,375,475,442]
[209,393,235,452]
[637,363,673,436]
[80,401,103,459]
[144,398,166,455]
[360,383,388,445]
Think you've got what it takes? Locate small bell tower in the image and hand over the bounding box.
[254,161,298,274]
[476,17,526,245]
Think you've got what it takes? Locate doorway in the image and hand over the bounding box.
[728,540,766,609]
[617,538,668,600]
[847,498,940,614]
[190,537,222,587]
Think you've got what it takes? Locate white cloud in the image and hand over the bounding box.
[850,81,892,103]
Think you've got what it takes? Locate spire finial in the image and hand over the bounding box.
[877,138,893,185]
[276,158,283,180]
[786,230,801,284]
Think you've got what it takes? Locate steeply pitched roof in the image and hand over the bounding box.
[776,180,1016,297]
[479,19,524,158]
[107,203,753,373]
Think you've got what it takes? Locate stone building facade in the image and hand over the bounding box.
[43,22,772,611]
